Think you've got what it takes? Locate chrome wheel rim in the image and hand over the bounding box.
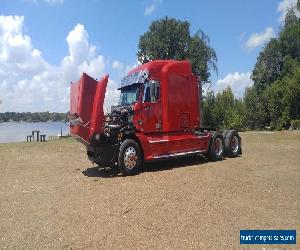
[214,137,223,156]
[231,135,239,153]
[124,147,137,169]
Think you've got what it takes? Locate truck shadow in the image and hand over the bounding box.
[143,155,208,173]
[82,166,120,178]
[82,155,209,178]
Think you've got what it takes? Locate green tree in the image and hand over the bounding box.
[284,8,299,28]
[203,87,246,130]
[279,18,300,62]
[282,59,300,121]
[51,113,61,122]
[31,112,40,121]
[220,87,245,130]
[137,17,217,84]
[214,87,235,127]
[251,38,284,93]
[244,86,270,129]
[264,81,287,129]
[39,111,50,122]
[247,9,300,130]
[226,99,246,131]
[243,87,257,129]
[188,31,217,83]
[251,10,300,94]
[263,59,300,130]
[202,91,216,127]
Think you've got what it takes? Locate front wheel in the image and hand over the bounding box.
[118,139,142,176]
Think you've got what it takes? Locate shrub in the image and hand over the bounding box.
[291,120,300,130]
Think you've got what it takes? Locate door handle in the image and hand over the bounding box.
[144,106,151,111]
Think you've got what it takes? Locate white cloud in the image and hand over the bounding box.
[104,79,120,110]
[61,24,106,83]
[0,15,122,112]
[111,60,139,77]
[0,15,46,74]
[214,72,253,98]
[245,27,275,49]
[112,60,124,71]
[144,0,162,16]
[277,0,299,22]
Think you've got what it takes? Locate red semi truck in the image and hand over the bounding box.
[69,60,242,175]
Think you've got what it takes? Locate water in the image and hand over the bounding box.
[0,122,69,143]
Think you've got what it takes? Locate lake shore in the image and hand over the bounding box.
[0,121,69,143]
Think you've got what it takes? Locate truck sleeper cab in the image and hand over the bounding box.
[69,60,242,175]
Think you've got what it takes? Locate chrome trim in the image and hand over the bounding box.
[123,146,137,169]
[107,124,121,129]
[148,139,169,144]
[231,135,239,153]
[197,135,210,139]
[153,149,205,159]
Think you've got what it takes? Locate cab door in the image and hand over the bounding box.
[141,80,162,133]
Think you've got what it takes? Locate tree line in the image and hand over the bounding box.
[0,112,68,122]
[202,8,300,130]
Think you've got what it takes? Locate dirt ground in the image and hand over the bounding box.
[0,131,299,249]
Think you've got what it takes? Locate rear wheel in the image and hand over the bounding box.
[224,130,241,157]
[208,133,224,161]
[118,139,142,175]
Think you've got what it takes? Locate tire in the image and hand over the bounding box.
[208,133,224,161]
[118,139,142,176]
[224,130,241,157]
[222,130,229,140]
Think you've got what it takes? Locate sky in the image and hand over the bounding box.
[0,0,299,112]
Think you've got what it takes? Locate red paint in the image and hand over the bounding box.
[127,60,200,133]
[136,131,211,161]
[89,75,108,138]
[70,73,108,142]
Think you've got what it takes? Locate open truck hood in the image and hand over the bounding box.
[70,73,108,144]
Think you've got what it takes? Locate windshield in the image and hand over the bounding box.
[118,84,141,106]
